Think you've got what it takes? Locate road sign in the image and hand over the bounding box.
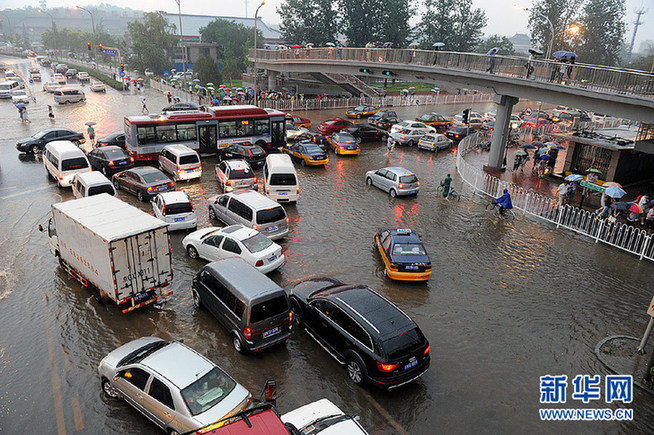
[163,70,170,77]
[525,108,532,116]
[120,71,126,78]
[102,48,118,56]
[648,296,654,317]
[378,56,384,62]
[580,180,605,192]
[29,79,34,84]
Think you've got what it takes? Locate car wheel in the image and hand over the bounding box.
[208,207,216,220]
[192,289,202,309]
[168,430,180,435]
[72,140,80,146]
[187,245,199,259]
[366,177,373,186]
[31,144,41,155]
[407,140,415,147]
[355,136,362,144]
[300,159,306,167]
[233,334,244,353]
[102,166,108,176]
[137,191,145,202]
[381,135,388,141]
[356,114,361,119]
[102,378,119,399]
[290,299,303,326]
[346,357,365,385]
[390,188,397,198]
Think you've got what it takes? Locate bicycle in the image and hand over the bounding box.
[438,185,461,201]
[486,201,516,220]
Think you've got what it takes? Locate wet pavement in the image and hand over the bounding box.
[1,56,654,434]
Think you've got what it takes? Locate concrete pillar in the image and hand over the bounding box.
[267,70,278,90]
[485,95,520,171]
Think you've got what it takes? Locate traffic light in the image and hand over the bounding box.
[87,42,91,51]
[120,64,124,73]
[359,68,372,74]
[98,44,103,51]
[382,70,395,76]
[463,108,470,124]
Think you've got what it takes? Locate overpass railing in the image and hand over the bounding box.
[252,48,654,99]
[455,132,654,262]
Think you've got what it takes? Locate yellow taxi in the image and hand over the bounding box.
[327,132,360,155]
[346,105,380,119]
[374,228,432,281]
[415,112,453,129]
[282,141,329,166]
[285,114,312,129]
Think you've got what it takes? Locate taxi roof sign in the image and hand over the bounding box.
[397,229,412,234]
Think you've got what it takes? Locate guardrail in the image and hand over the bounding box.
[252,48,654,99]
[456,132,654,262]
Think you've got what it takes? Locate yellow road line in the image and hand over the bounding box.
[71,397,84,431]
[45,314,67,435]
[360,390,408,435]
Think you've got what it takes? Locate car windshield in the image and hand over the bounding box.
[241,233,273,253]
[250,296,288,323]
[165,202,193,215]
[88,184,115,196]
[392,243,426,255]
[230,167,254,179]
[399,174,418,184]
[303,145,323,154]
[353,106,365,111]
[179,154,199,165]
[250,147,265,156]
[383,328,425,359]
[62,158,89,171]
[256,207,286,224]
[181,367,236,416]
[269,173,297,185]
[104,148,128,159]
[33,130,52,139]
[140,171,166,183]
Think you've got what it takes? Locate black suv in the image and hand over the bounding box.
[217,144,266,168]
[369,110,399,130]
[16,128,86,154]
[289,278,430,390]
[344,124,388,143]
[444,125,472,142]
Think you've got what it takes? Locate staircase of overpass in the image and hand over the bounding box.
[308,72,379,98]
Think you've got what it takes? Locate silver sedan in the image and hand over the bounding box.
[365,166,421,197]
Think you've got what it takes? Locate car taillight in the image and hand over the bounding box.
[108,160,114,166]
[253,224,258,230]
[455,134,459,138]
[147,186,154,192]
[416,181,421,186]
[339,146,345,150]
[401,135,406,140]
[177,168,182,173]
[225,179,231,186]
[296,186,299,194]
[285,217,289,223]
[168,182,174,187]
[424,345,430,355]
[266,187,270,194]
[253,177,258,183]
[255,259,263,267]
[161,204,166,215]
[244,326,252,340]
[288,311,293,325]
[399,183,404,188]
[129,157,134,163]
[198,164,202,171]
[58,173,63,181]
[190,202,194,211]
[377,361,398,372]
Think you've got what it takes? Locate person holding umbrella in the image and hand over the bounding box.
[48,104,54,121]
[645,200,654,233]
[557,181,569,205]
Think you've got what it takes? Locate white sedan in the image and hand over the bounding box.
[282,399,369,434]
[182,225,284,274]
[11,89,30,104]
[90,81,106,92]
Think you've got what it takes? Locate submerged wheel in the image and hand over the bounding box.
[137,191,145,202]
[407,140,415,147]
[366,177,373,186]
[390,188,397,198]
[290,300,303,326]
[187,245,198,259]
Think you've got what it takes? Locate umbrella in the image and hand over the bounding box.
[193,78,201,82]
[586,168,602,174]
[549,144,566,150]
[409,42,419,47]
[537,148,549,155]
[219,84,226,88]
[528,48,544,55]
[85,121,96,126]
[383,42,393,48]
[433,42,445,47]
[292,44,302,48]
[325,42,336,47]
[605,186,626,199]
[306,43,314,48]
[237,91,245,95]
[611,202,629,210]
[408,86,415,90]
[206,82,214,87]
[544,142,557,147]
[552,50,577,60]
[531,141,545,148]
[565,174,584,182]
[514,149,528,156]
[14,103,26,109]
[207,86,214,90]
[629,203,644,214]
[539,154,551,161]
[603,181,622,188]
[487,47,499,54]
[222,96,232,101]
[520,143,537,149]
[137,78,144,81]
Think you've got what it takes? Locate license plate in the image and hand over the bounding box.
[263,327,280,338]
[268,255,276,262]
[119,161,127,165]
[347,147,355,150]
[406,190,415,195]
[174,217,185,222]
[157,186,166,191]
[134,292,151,303]
[406,265,419,270]
[404,359,418,370]
[267,226,278,232]
[185,169,195,173]
[278,192,288,196]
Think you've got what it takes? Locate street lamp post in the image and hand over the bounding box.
[0,12,12,39]
[174,0,187,89]
[75,6,95,34]
[516,5,554,60]
[254,0,266,106]
[38,10,57,60]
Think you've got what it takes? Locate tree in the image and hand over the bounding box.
[338,0,413,47]
[277,0,339,45]
[418,0,486,52]
[476,35,515,56]
[127,12,178,74]
[193,56,223,85]
[527,0,585,56]
[575,0,626,66]
[378,0,414,47]
[200,19,260,80]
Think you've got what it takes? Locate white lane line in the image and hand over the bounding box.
[0,185,52,200]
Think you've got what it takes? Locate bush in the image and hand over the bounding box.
[70,64,124,91]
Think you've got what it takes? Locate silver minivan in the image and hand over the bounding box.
[365,166,420,197]
[54,87,86,104]
[159,144,202,181]
[72,171,116,199]
[192,257,292,353]
[208,190,289,240]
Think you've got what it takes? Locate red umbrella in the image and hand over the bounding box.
[292,45,302,48]
[629,203,643,214]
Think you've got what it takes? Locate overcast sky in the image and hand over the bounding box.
[3,0,653,50]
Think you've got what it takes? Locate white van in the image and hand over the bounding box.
[263,154,299,203]
[43,141,91,187]
[0,80,20,98]
[54,87,86,104]
[159,144,202,181]
[72,171,116,199]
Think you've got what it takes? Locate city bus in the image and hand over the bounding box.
[124,105,287,162]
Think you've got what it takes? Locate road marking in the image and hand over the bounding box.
[0,185,52,200]
[45,309,67,435]
[359,389,408,435]
[71,397,84,431]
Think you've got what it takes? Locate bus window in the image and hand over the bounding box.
[219,121,238,138]
[239,120,254,136]
[137,126,156,144]
[158,124,177,142]
[176,123,197,141]
[254,119,269,135]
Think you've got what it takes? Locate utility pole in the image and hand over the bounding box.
[627,8,647,63]
[174,0,187,88]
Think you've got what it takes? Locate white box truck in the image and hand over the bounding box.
[41,193,173,313]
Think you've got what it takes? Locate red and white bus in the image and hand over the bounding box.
[124,105,287,162]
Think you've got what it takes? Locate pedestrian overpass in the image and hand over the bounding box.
[250,48,654,170]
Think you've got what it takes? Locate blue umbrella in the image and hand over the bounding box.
[537,147,549,155]
[383,42,393,48]
[605,186,626,199]
[565,174,584,182]
[14,103,26,110]
[552,50,577,60]
[539,154,551,161]
[550,144,566,150]
[520,143,537,149]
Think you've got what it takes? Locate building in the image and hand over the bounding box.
[508,33,532,54]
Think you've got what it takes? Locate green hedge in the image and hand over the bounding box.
[70,64,124,91]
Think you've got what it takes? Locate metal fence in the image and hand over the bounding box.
[252,48,654,99]
[456,132,654,262]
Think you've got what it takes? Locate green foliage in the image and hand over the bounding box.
[476,35,515,56]
[199,19,260,80]
[127,12,178,74]
[418,0,487,52]
[40,27,123,59]
[71,63,124,91]
[277,0,339,45]
[527,0,585,56]
[575,0,625,66]
[193,56,223,85]
[338,0,413,47]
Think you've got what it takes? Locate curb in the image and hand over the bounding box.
[595,335,654,396]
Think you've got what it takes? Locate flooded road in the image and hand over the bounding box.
[1,56,653,434]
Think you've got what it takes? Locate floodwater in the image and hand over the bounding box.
[1,56,653,434]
